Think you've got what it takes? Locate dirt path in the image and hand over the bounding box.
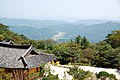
[50,65,120,80]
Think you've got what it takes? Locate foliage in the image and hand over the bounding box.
[37,40,46,49]
[106,30,120,48]
[37,63,59,80]
[0,68,10,80]
[81,47,95,65]
[91,41,120,68]
[52,42,82,64]
[0,34,4,41]
[111,47,120,69]
[67,66,92,80]
[75,35,90,48]
[109,74,117,80]
[43,72,59,80]
[0,23,119,69]
[28,72,40,80]
[81,36,90,48]
[75,35,81,44]
[0,23,30,44]
[96,71,109,80]
[0,24,8,34]
[96,71,117,80]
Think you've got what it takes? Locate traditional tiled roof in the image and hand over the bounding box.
[25,52,55,68]
[0,42,55,69]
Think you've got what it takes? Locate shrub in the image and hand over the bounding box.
[67,66,92,80]
[96,71,117,80]
[43,72,59,80]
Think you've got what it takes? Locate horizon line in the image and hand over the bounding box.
[0,17,120,22]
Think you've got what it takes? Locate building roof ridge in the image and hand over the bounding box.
[0,42,31,49]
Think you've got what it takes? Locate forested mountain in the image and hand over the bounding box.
[0,23,120,70]
[0,18,120,42]
[0,24,29,44]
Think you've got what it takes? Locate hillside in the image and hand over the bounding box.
[0,23,29,44]
[0,18,120,42]
[0,21,120,80]
[9,22,120,42]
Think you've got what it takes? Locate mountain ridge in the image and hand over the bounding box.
[0,18,120,42]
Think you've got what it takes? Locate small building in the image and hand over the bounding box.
[0,42,55,80]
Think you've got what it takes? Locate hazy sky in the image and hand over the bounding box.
[0,0,120,21]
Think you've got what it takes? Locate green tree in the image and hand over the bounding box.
[92,41,115,68]
[37,40,46,50]
[29,40,38,47]
[45,39,55,45]
[75,35,81,44]
[109,74,117,80]
[105,30,120,48]
[96,71,117,80]
[111,47,120,69]
[96,71,109,80]
[0,34,4,41]
[81,48,95,65]
[81,36,90,48]
[45,39,56,51]
[67,66,92,80]
[52,42,82,64]
[52,43,70,64]
[0,24,9,34]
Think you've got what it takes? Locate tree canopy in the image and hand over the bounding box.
[0,23,119,69]
[106,30,120,48]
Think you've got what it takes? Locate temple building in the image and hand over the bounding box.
[0,42,55,80]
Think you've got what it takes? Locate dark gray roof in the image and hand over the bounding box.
[25,52,55,68]
[0,42,31,49]
[0,43,55,69]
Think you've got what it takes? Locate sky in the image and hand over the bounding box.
[0,0,120,21]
